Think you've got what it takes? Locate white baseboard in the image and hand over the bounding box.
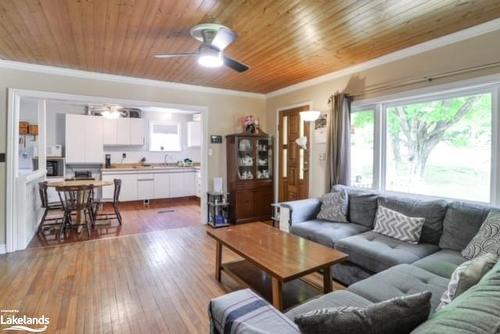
[0,244,6,254]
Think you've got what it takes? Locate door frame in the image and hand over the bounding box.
[274,102,313,203]
[6,88,210,253]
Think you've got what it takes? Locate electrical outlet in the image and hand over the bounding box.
[319,153,326,160]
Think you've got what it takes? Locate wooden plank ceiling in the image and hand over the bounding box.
[0,0,499,93]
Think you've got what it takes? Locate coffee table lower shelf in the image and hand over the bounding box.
[221,259,322,311]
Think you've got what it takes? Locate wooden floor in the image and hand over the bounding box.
[28,197,201,248]
[1,225,343,333]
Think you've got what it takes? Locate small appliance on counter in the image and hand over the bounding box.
[33,157,65,177]
[105,154,111,168]
[66,170,94,181]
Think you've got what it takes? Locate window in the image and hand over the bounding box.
[149,121,181,151]
[351,87,497,204]
[351,109,375,188]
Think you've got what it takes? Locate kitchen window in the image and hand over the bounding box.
[149,121,182,151]
[351,85,499,204]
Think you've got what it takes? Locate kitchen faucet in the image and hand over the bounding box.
[163,153,169,166]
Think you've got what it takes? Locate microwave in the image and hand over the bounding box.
[46,159,65,177]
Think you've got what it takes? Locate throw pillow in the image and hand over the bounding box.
[437,252,497,311]
[317,189,348,222]
[373,205,425,244]
[294,291,432,334]
[462,210,500,259]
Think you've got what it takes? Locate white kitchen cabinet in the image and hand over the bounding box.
[65,114,86,163]
[103,173,137,202]
[170,171,196,197]
[154,173,171,199]
[137,173,155,200]
[195,170,202,198]
[187,121,201,147]
[85,116,104,163]
[170,172,184,197]
[183,171,196,196]
[115,118,130,145]
[65,114,103,164]
[129,118,145,145]
[101,174,115,200]
[102,118,117,145]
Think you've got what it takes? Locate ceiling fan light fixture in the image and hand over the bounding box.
[198,54,223,68]
[300,110,321,122]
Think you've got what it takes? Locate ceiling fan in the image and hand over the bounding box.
[154,23,249,72]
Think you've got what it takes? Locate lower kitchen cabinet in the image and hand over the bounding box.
[137,174,155,200]
[102,170,197,202]
[102,173,137,201]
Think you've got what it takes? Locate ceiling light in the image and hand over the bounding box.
[300,110,321,122]
[197,45,223,68]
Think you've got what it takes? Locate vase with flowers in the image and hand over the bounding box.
[242,115,259,134]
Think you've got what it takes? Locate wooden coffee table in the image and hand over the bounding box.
[207,222,348,310]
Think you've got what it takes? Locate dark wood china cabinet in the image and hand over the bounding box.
[226,132,273,224]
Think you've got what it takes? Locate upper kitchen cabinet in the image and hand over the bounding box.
[65,114,104,164]
[105,118,145,146]
[187,121,201,147]
[129,118,146,145]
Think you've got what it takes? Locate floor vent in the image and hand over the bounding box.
[158,209,175,214]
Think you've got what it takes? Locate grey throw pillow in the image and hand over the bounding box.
[294,291,432,334]
[437,252,497,311]
[317,190,348,222]
[373,205,425,244]
[462,210,500,259]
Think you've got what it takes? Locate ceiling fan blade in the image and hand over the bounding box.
[211,28,237,50]
[154,53,198,59]
[223,56,249,72]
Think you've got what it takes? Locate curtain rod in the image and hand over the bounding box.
[341,61,500,99]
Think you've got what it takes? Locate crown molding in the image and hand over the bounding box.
[0,59,266,99]
[266,18,500,98]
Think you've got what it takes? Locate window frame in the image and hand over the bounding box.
[148,120,182,152]
[351,84,500,205]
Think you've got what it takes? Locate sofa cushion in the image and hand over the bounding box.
[413,249,466,279]
[439,201,490,251]
[436,253,497,311]
[317,189,348,222]
[411,260,500,333]
[348,264,449,312]
[294,291,431,334]
[335,231,440,273]
[462,209,500,259]
[373,205,425,244]
[331,262,374,286]
[285,290,373,320]
[332,185,378,228]
[290,219,369,248]
[378,195,448,245]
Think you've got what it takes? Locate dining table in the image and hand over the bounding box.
[47,179,114,226]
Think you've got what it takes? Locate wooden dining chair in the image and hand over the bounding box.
[37,181,64,234]
[56,184,95,238]
[93,179,122,225]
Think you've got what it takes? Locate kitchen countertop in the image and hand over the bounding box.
[101,164,200,173]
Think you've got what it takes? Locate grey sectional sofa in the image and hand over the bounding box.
[282,185,491,286]
[209,186,500,333]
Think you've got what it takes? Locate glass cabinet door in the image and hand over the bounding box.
[237,137,254,180]
[256,138,272,179]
